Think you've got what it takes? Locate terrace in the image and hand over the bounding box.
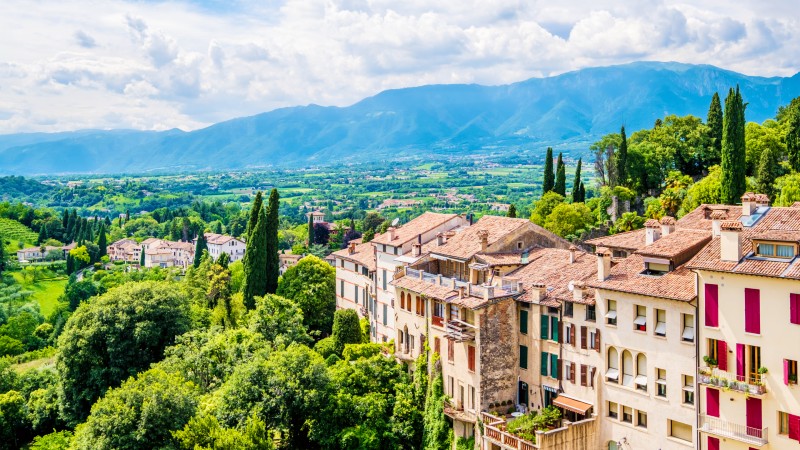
[481,410,597,450]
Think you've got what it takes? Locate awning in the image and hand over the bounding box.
[605,368,619,380]
[633,315,647,326]
[605,310,617,320]
[682,326,695,341]
[553,395,593,415]
[634,375,648,387]
[655,322,666,335]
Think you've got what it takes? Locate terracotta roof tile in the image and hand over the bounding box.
[332,240,376,271]
[371,212,460,246]
[585,229,646,251]
[675,204,743,231]
[587,254,697,301]
[510,248,598,305]
[636,229,711,265]
[474,252,523,266]
[430,215,529,260]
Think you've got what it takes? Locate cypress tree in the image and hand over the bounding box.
[787,108,800,172]
[193,233,208,268]
[721,86,747,204]
[616,126,628,187]
[707,92,723,164]
[554,153,566,196]
[246,191,263,239]
[104,216,111,227]
[264,189,280,294]
[97,224,107,258]
[307,211,315,246]
[139,246,145,267]
[571,158,583,202]
[756,143,781,198]
[66,210,76,242]
[37,225,47,245]
[62,209,69,230]
[216,252,230,269]
[507,204,517,218]
[66,253,74,275]
[542,147,555,194]
[242,206,268,309]
[577,181,586,203]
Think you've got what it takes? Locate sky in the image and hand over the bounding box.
[0,0,797,134]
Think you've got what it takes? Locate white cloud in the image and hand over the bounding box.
[0,0,796,133]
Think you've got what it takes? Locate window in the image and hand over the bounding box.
[354,285,359,304]
[415,296,424,316]
[519,345,528,370]
[791,294,800,325]
[447,338,454,362]
[622,351,634,387]
[655,309,666,336]
[400,292,405,310]
[606,300,617,325]
[622,406,632,423]
[541,351,549,376]
[540,315,549,339]
[634,305,647,331]
[564,302,573,317]
[550,353,558,379]
[589,329,599,351]
[565,324,572,344]
[669,420,693,442]
[683,375,694,405]
[705,284,719,327]
[656,369,667,397]
[468,346,476,372]
[382,304,387,326]
[340,280,345,297]
[682,314,695,342]
[382,269,387,291]
[636,410,647,428]
[469,385,475,410]
[565,361,573,382]
[745,288,761,334]
[778,411,800,439]
[586,304,596,321]
[755,241,796,258]
[635,354,648,392]
[433,337,440,355]
[447,376,454,397]
[550,316,559,341]
[608,401,618,419]
[520,309,528,334]
[433,301,445,326]
[606,347,619,382]
[786,359,799,385]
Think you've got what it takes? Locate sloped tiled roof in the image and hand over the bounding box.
[587,254,697,301]
[332,240,376,271]
[371,212,460,246]
[637,229,711,265]
[510,247,598,305]
[431,215,555,260]
[585,229,646,252]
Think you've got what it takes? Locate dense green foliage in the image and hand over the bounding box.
[276,255,336,337]
[265,189,280,294]
[554,153,566,196]
[721,86,747,204]
[242,206,268,309]
[542,147,554,193]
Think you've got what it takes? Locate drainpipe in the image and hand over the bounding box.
[692,269,701,447]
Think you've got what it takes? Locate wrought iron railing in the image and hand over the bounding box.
[699,414,768,445]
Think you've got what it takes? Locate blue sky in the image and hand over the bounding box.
[0,0,796,133]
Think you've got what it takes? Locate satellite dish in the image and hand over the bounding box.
[568,281,574,292]
[391,218,400,227]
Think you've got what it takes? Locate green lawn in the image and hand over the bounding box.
[11,272,67,317]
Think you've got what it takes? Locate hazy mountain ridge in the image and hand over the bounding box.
[1,61,799,175]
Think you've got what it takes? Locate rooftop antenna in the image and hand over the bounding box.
[391,218,400,227]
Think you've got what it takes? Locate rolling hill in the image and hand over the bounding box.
[1,61,798,175]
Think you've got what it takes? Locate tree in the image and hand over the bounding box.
[174,413,274,450]
[57,281,192,425]
[507,204,517,218]
[307,212,315,246]
[680,166,723,214]
[571,158,583,202]
[0,390,29,450]
[265,189,280,294]
[314,223,330,246]
[71,369,199,450]
[362,212,385,233]
[543,203,595,238]
[213,345,331,450]
[246,192,263,240]
[554,153,566,196]
[616,126,628,187]
[97,224,107,259]
[787,107,800,172]
[542,147,554,193]
[139,246,145,266]
[591,133,620,186]
[277,255,336,336]
[529,191,565,225]
[193,233,208,269]
[248,294,311,346]
[422,360,450,450]
[69,246,90,267]
[0,233,5,275]
[216,251,230,269]
[707,92,723,165]
[332,309,363,355]
[756,142,782,198]
[242,207,268,310]
[60,279,99,310]
[720,86,747,204]
[774,172,800,206]
[28,431,73,450]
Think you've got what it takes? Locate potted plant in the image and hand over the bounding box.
[703,355,718,368]
[789,374,797,385]
[758,367,768,375]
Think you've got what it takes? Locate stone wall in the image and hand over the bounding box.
[478,298,517,409]
[538,417,598,450]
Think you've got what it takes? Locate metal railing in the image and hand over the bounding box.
[400,267,521,299]
[445,318,476,342]
[699,414,768,445]
[698,367,766,395]
[481,412,539,450]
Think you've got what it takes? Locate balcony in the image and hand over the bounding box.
[699,414,768,446]
[399,267,522,300]
[698,367,766,396]
[432,315,444,327]
[444,398,477,423]
[445,318,476,342]
[481,412,597,450]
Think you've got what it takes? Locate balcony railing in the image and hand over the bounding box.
[445,319,476,342]
[699,414,768,445]
[481,412,539,450]
[432,315,444,327]
[399,267,522,300]
[699,368,766,395]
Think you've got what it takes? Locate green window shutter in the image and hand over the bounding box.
[550,353,558,378]
[520,310,528,334]
[540,315,549,339]
[541,352,548,375]
[551,316,559,341]
[520,345,528,369]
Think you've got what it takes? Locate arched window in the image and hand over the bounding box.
[606,347,619,383]
[400,292,405,310]
[622,350,634,387]
[635,353,648,391]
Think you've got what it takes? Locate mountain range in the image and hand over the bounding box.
[1,61,799,175]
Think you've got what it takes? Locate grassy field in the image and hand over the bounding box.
[11,271,67,317]
[0,218,38,248]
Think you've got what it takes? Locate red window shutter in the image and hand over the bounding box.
[705,284,719,327]
[594,329,601,353]
[581,365,587,386]
[745,288,760,334]
[590,367,596,387]
[785,359,791,386]
[570,325,576,347]
[791,294,800,325]
[707,437,720,450]
[468,345,475,372]
[434,337,440,355]
[737,344,745,381]
[448,338,454,362]
[707,388,720,417]
[580,326,587,349]
[558,321,564,344]
[557,359,563,381]
[400,292,405,309]
[788,414,800,441]
[746,397,762,432]
[571,363,576,383]
[717,341,728,371]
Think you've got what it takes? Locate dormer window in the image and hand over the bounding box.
[754,241,796,258]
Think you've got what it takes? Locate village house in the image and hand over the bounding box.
[196,233,246,262]
[107,238,140,262]
[332,239,376,332]
[16,245,66,263]
[279,250,303,275]
[142,239,195,269]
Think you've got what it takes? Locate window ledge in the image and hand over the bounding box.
[744,332,762,337]
[654,334,667,340]
[665,436,694,447]
[681,340,695,346]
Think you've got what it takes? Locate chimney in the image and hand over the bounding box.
[388,227,396,241]
[755,193,770,208]
[451,277,457,289]
[412,243,422,257]
[437,232,446,246]
[741,192,756,216]
[645,219,661,245]
[596,247,612,281]
[348,242,357,255]
[418,269,424,280]
[437,274,443,285]
[569,245,577,264]
[660,216,676,236]
[478,230,489,252]
[530,283,546,302]
[483,284,495,301]
[572,280,585,301]
[710,210,727,237]
[720,221,743,262]
[459,286,466,299]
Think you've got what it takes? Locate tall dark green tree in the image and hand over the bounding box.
[97,224,107,259]
[139,246,145,267]
[216,252,230,269]
[246,191,263,239]
[66,254,75,275]
[707,92,723,164]
[507,204,517,218]
[756,142,781,198]
[307,211,315,246]
[193,233,208,268]
[616,126,628,187]
[62,209,69,230]
[787,107,800,172]
[37,226,47,245]
[577,182,586,203]
[542,147,555,193]
[721,86,747,204]
[265,189,280,294]
[554,153,566,196]
[243,207,268,309]
[571,158,583,202]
